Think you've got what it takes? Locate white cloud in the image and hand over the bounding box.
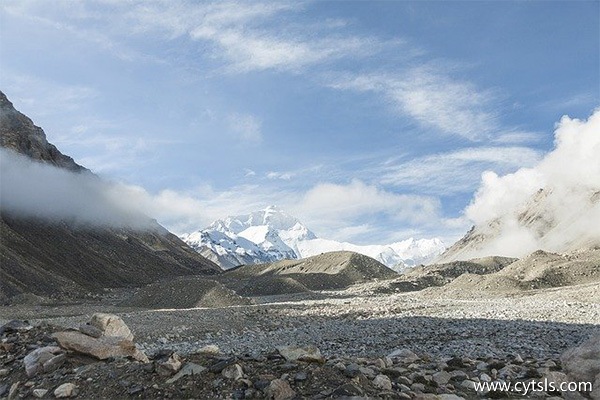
[227,113,263,143]
[462,109,600,257]
[381,146,542,194]
[266,171,293,180]
[293,179,441,225]
[0,148,455,243]
[115,0,388,73]
[331,66,499,140]
[0,149,153,229]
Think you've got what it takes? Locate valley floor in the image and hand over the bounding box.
[1,281,598,399]
[2,282,598,359]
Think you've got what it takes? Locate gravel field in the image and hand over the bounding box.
[2,282,598,362]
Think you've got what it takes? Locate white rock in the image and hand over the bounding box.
[480,373,492,382]
[32,389,48,398]
[54,383,77,398]
[373,374,392,390]
[276,345,324,363]
[197,345,220,354]
[222,364,244,380]
[387,349,419,363]
[265,379,296,400]
[89,313,133,340]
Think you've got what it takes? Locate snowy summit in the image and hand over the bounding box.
[180,206,445,271]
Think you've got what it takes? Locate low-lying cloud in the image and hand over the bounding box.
[0,148,448,244]
[0,149,154,229]
[462,109,600,258]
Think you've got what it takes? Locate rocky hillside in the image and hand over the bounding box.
[0,92,85,172]
[438,187,600,263]
[0,91,221,304]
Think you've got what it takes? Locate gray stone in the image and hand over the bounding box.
[332,383,364,396]
[432,370,451,385]
[359,366,376,378]
[388,349,420,364]
[460,380,477,390]
[8,382,20,400]
[344,363,361,378]
[197,344,220,354]
[561,333,600,384]
[23,346,64,378]
[294,372,307,381]
[166,362,206,384]
[78,324,102,338]
[158,353,182,376]
[479,373,492,382]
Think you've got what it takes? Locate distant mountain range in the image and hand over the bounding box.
[180,206,446,271]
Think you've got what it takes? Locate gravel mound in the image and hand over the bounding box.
[119,277,251,309]
[373,256,516,293]
[237,276,311,296]
[443,249,600,295]
[222,251,398,293]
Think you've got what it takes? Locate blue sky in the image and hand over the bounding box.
[1,0,598,244]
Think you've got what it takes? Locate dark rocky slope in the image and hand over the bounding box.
[0,90,220,303]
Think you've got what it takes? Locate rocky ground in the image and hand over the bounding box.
[1,279,599,399]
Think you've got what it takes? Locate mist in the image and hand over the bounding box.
[0,148,155,229]
[463,109,600,258]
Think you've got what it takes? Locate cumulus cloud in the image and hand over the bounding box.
[461,109,600,257]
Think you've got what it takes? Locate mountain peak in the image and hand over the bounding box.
[0,90,86,173]
[182,206,445,271]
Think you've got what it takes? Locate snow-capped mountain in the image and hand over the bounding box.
[181,206,445,271]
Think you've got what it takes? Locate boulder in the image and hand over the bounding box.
[89,313,134,340]
[157,353,182,376]
[387,348,420,364]
[373,374,393,390]
[561,333,600,399]
[52,331,148,363]
[265,379,295,400]
[276,345,324,363]
[222,364,244,380]
[54,383,77,398]
[165,363,206,384]
[23,346,64,378]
